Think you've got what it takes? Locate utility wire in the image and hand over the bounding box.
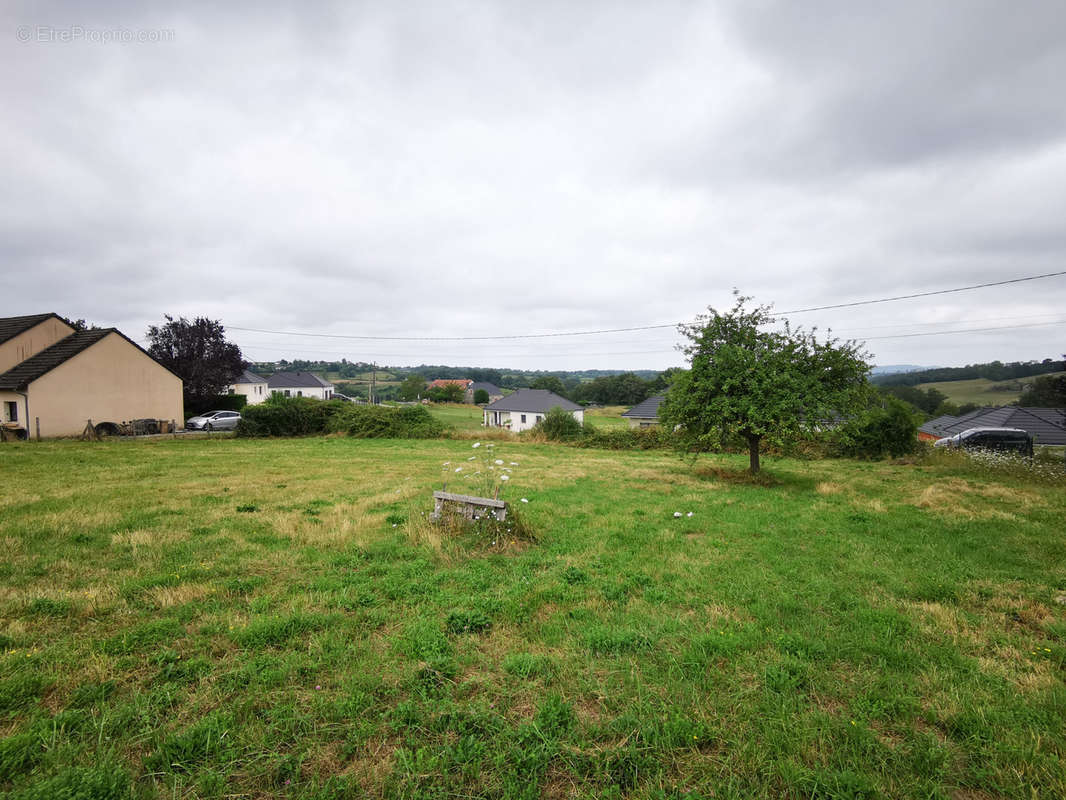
[224,318,1066,361]
[775,271,1066,314]
[225,270,1066,342]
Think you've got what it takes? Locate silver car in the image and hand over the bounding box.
[185,410,242,431]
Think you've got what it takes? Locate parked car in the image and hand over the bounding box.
[933,427,1034,457]
[185,410,242,431]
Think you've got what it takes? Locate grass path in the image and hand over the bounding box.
[1,438,1064,798]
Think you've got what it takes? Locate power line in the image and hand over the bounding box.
[776,270,1066,314]
[226,318,1066,362]
[225,270,1066,342]
[858,318,1066,341]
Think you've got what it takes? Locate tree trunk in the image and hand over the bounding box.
[746,433,761,474]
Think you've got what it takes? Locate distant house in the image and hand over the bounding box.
[268,371,335,400]
[0,316,183,438]
[428,378,472,393]
[621,395,665,428]
[229,369,269,405]
[919,407,1066,445]
[482,389,583,432]
[467,382,505,404]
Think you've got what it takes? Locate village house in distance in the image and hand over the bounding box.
[482,388,583,432]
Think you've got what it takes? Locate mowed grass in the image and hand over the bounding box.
[917,372,1066,407]
[1,438,1065,799]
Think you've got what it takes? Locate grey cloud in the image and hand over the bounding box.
[2,1,1065,370]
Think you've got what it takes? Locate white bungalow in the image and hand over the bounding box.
[482,389,583,432]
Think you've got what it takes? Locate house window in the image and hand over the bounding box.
[228,388,235,395]
[521,414,526,424]
[297,391,303,397]
[284,390,291,397]
[4,401,16,422]
[535,415,542,422]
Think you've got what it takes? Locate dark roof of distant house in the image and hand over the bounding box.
[0,328,112,389]
[428,378,472,389]
[921,406,1066,445]
[483,388,581,413]
[469,381,503,395]
[267,371,333,389]
[0,313,68,345]
[621,395,665,419]
[233,369,267,384]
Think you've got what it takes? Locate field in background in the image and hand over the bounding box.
[1,437,1064,797]
[582,405,630,428]
[916,371,1066,407]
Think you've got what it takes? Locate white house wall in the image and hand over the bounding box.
[232,382,269,405]
[271,386,332,400]
[483,408,583,432]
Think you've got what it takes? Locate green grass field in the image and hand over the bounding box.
[1,437,1064,798]
[917,372,1066,407]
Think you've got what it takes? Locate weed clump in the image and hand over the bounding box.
[143,712,233,773]
[4,764,129,800]
[502,653,555,680]
[445,609,492,635]
[231,613,330,649]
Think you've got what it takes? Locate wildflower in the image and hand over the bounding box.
[510,462,519,465]
[455,467,462,472]
[520,498,529,503]
[673,512,682,518]
[472,442,481,448]
[315,685,322,690]
[443,461,451,466]
[500,475,509,481]
[495,459,504,465]
[468,456,476,461]
[687,512,694,517]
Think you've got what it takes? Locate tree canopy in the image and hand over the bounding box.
[1017,366,1066,407]
[397,374,427,401]
[660,294,871,473]
[147,315,245,410]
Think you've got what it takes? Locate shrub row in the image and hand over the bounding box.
[325,404,445,439]
[236,397,444,439]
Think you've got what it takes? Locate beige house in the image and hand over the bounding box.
[0,313,76,374]
[229,369,269,405]
[0,315,183,438]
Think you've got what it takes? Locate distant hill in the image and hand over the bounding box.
[917,372,1066,407]
[870,365,935,376]
[873,358,1064,387]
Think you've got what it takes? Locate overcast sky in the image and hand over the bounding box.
[4,1,1066,371]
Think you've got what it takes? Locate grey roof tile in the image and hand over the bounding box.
[483,388,581,413]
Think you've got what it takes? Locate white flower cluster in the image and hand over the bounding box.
[962,447,1066,484]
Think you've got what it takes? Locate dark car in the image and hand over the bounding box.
[185,410,242,431]
[933,427,1033,457]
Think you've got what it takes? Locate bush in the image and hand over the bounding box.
[325,404,445,439]
[834,397,919,459]
[533,407,584,441]
[236,397,349,437]
[473,389,489,404]
[573,425,671,450]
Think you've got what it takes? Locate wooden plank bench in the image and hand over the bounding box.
[431,491,507,522]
